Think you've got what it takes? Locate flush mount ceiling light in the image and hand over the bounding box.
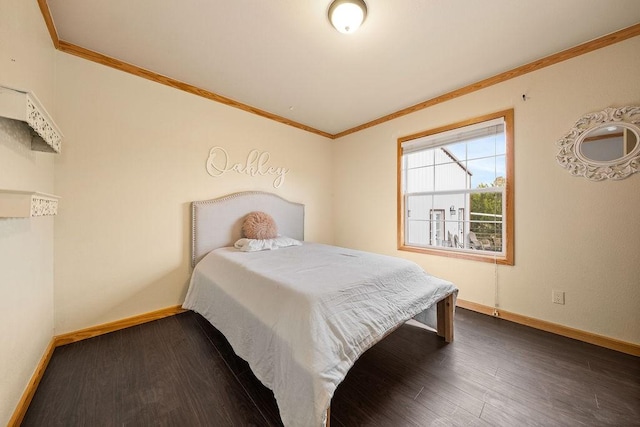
[328,0,367,34]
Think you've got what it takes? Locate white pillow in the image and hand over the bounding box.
[234,236,302,252]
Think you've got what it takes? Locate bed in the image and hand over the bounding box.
[182,191,458,427]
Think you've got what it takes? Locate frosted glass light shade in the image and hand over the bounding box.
[328,0,367,34]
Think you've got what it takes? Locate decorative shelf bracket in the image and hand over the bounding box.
[0,85,62,153]
[0,190,60,218]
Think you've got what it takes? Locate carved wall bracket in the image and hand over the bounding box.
[0,85,63,153]
[0,190,60,218]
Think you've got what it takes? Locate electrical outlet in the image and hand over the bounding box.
[552,290,565,305]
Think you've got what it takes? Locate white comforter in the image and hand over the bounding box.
[182,242,457,427]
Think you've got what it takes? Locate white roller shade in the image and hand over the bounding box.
[402,117,504,154]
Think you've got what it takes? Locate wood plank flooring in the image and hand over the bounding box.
[22,308,639,426]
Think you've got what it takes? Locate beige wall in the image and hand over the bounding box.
[1,6,637,422]
[333,36,640,345]
[0,0,57,424]
[53,54,334,334]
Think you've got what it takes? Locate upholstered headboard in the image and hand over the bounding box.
[191,191,305,266]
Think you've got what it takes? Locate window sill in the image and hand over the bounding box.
[399,244,514,265]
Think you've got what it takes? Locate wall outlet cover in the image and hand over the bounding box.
[552,290,565,305]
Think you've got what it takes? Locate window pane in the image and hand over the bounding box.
[469,191,503,252]
[446,141,467,162]
[434,147,454,165]
[406,166,434,192]
[442,219,462,248]
[431,195,462,247]
[470,191,502,217]
[456,208,466,247]
[406,150,434,168]
[407,194,433,220]
[495,154,506,181]
[407,220,429,246]
[496,134,506,156]
[434,161,469,191]
[467,157,497,188]
[406,195,433,246]
[467,135,497,160]
[429,209,445,246]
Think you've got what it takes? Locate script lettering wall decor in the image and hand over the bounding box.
[206,146,290,188]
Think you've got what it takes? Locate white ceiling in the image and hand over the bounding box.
[46,0,640,136]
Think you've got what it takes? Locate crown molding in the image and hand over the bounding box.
[57,41,334,139]
[333,22,640,139]
[37,2,640,139]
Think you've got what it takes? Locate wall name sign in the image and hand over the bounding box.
[206,146,289,188]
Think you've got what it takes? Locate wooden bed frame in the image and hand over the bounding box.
[191,191,454,426]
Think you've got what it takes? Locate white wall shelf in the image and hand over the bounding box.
[0,190,60,217]
[0,85,62,153]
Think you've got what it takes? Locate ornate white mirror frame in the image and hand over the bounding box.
[556,106,640,181]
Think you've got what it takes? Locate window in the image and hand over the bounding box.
[397,109,514,265]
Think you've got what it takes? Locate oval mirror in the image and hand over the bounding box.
[556,106,640,181]
[577,123,639,163]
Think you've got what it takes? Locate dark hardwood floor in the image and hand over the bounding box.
[22,308,639,426]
